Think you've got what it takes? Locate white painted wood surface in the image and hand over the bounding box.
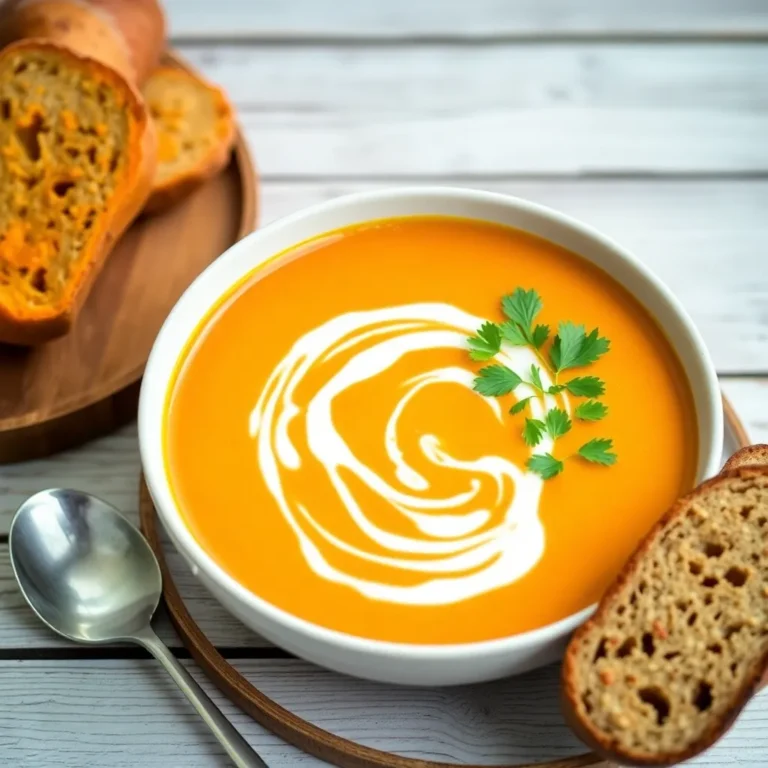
[1,659,766,767]
[176,43,768,176]
[2,2,768,766]
[164,1,768,39]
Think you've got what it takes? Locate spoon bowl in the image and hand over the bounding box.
[9,488,267,768]
[10,489,161,643]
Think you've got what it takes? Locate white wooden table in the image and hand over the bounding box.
[2,2,768,765]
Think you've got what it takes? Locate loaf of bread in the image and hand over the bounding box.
[562,460,768,766]
[142,65,235,213]
[0,0,166,85]
[0,40,156,345]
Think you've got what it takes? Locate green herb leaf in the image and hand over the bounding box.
[565,376,605,397]
[575,400,608,422]
[499,321,528,346]
[544,407,572,439]
[529,364,544,392]
[468,322,502,361]
[502,288,542,333]
[509,397,532,415]
[549,321,585,371]
[527,453,565,480]
[523,418,546,447]
[548,384,566,394]
[532,324,550,349]
[550,324,610,372]
[572,328,610,368]
[578,438,617,466]
[473,365,522,396]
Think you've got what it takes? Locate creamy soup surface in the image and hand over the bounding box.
[165,216,698,644]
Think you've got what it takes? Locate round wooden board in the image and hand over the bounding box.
[138,395,750,768]
[0,51,258,464]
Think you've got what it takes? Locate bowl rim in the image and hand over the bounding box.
[139,185,724,661]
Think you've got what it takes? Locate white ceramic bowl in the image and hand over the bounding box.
[139,187,723,686]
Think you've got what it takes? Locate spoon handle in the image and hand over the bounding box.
[135,626,269,768]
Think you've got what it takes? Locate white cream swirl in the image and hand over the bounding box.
[249,304,565,606]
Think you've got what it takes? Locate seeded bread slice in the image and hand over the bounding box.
[561,467,768,766]
[723,444,768,472]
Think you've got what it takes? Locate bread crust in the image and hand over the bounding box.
[561,467,768,767]
[0,39,157,345]
[143,67,236,214]
[723,444,768,472]
[0,0,166,86]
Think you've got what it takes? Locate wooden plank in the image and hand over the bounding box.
[174,43,768,175]
[1,658,766,766]
[0,376,761,651]
[164,0,768,40]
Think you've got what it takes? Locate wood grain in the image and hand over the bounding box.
[0,55,256,464]
[0,658,765,767]
[174,43,768,176]
[164,0,768,40]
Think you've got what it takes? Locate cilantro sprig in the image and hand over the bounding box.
[467,288,616,480]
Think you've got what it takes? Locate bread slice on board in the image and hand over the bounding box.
[724,444,768,472]
[142,66,235,214]
[0,40,156,345]
[0,0,166,86]
[562,464,768,766]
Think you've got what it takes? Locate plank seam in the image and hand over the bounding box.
[170,33,768,46]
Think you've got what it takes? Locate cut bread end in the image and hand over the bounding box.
[723,444,768,472]
[142,65,235,214]
[562,468,768,766]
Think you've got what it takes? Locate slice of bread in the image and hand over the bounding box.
[0,0,166,86]
[562,468,768,766]
[724,444,768,472]
[142,66,235,214]
[0,40,156,345]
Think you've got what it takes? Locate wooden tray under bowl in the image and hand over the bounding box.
[138,396,749,768]
[0,51,257,464]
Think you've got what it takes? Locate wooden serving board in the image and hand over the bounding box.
[0,52,258,464]
[137,396,749,768]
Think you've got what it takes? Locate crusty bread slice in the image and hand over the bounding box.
[724,444,768,472]
[0,40,156,345]
[142,66,235,214]
[562,468,768,766]
[0,0,166,86]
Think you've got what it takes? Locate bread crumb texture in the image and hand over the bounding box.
[0,47,130,318]
[570,473,768,759]
[143,67,231,187]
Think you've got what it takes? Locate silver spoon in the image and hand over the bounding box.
[9,488,268,768]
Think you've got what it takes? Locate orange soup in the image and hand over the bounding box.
[165,217,698,644]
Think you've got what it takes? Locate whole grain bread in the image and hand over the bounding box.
[142,65,235,213]
[723,444,768,472]
[0,40,156,344]
[561,466,768,766]
[0,0,166,85]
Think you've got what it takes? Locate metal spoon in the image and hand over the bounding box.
[8,488,268,768]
